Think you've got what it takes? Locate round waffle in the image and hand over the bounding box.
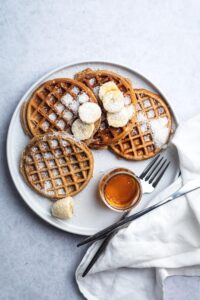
[110,89,173,160]
[75,69,136,148]
[20,132,94,199]
[21,78,100,143]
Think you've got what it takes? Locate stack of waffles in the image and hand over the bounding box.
[20,68,173,200]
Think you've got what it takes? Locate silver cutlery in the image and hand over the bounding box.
[81,154,170,276]
[78,178,200,251]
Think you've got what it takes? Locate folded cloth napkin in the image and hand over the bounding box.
[76,114,200,300]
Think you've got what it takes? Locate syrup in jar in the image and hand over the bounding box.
[99,168,142,212]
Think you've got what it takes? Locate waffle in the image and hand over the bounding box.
[20,132,94,199]
[21,78,100,143]
[110,89,173,160]
[75,69,136,148]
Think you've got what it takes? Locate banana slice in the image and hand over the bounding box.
[102,90,124,113]
[99,81,119,100]
[78,102,101,124]
[107,107,130,128]
[71,118,94,140]
[51,197,74,219]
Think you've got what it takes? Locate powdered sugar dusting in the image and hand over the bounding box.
[143,99,151,108]
[77,92,89,104]
[124,95,131,106]
[44,180,52,190]
[58,188,65,195]
[89,78,96,86]
[55,103,65,113]
[63,110,73,121]
[68,101,79,113]
[49,112,57,121]
[71,86,80,95]
[93,86,100,96]
[137,111,147,123]
[41,121,50,130]
[56,119,66,130]
[61,93,73,106]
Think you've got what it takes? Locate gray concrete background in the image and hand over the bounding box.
[1,0,200,299]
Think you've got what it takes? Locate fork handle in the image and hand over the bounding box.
[77,180,200,247]
[82,231,116,277]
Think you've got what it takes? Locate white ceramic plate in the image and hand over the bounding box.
[7,61,179,236]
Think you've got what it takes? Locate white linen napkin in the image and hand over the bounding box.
[76,114,200,300]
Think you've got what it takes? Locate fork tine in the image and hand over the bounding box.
[144,157,164,181]
[139,154,160,179]
[152,161,170,187]
[148,158,167,183]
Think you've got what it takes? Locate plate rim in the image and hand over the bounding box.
[6,60,179,235]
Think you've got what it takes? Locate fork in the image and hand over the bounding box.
[81,154,170,277]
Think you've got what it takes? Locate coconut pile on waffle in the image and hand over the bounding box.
[110,89,173,160]
[75,69,136,148]
[20,132,94,199]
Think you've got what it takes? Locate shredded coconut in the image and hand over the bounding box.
[41,121,50,130]
[58,188,65,195]
[31,174,38,181]
[126,104,134,120]
[149,117,170,148]
[89,78,96,86]
[55,87,63,94]
[124,95,131,106]
[77,92,89,104]
[71,86,80,95]
[35,153,42,160]
[52,169,59,176]
[136,103,142,111]
[37,162,46,170]
[26,156,33,163]
[60,140,68,147]
[68,101,79,113]
[55,178,62,186]
[48,160,56,167]
[47,190,55,196]
[62,167,69,174]
[59,158,66,164]
[55,103,65,113]
[61,93,74,107]
[44,180,52,190]
[40,142,49,151]
[31,146,39,153]
[93,86,100,96]
[43,152,53,159]
[50,139,59,148]
[55,149,62,157]
[144,135,151,142]
[48,112,57,121]
[63,110,73,121]
[141,123,148,133]
[64,147,72,154]
[143,99,151,108]
[35,183,41,190]
[137,111,147,123]
[41,171,48,178]
[157,107,165,115]
[147,110,155,118]
[56,119,66,130]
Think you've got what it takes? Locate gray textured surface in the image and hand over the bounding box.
[1,0,200,299]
